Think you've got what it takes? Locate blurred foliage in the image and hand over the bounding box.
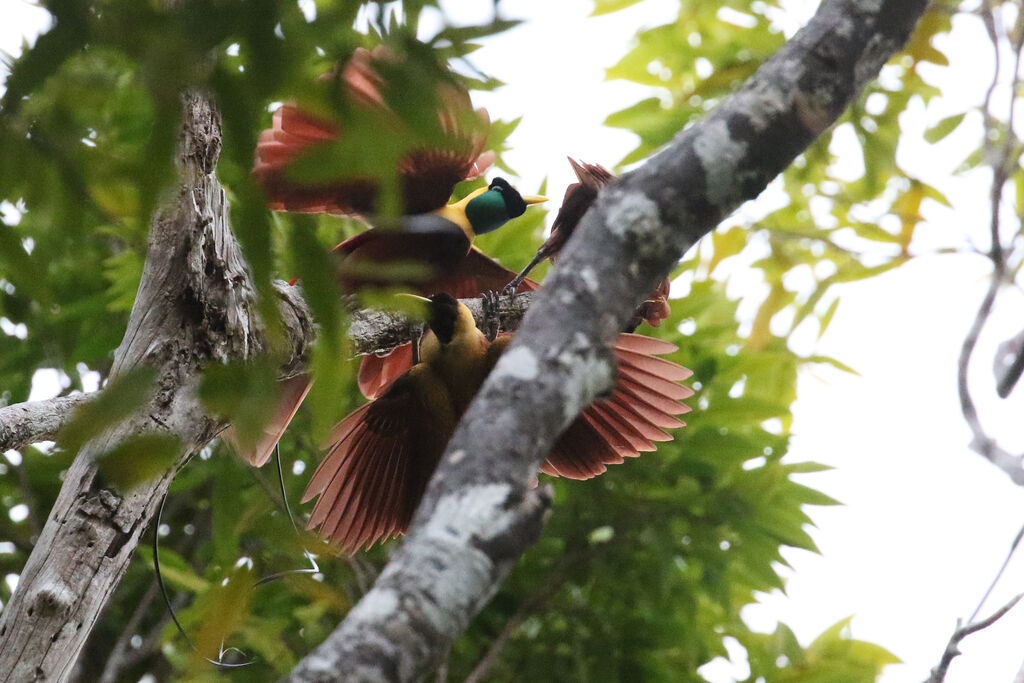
[0,0,993,680]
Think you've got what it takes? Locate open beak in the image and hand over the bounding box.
[522,195,547,206]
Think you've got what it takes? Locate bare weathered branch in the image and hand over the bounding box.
[926,593,1024,683]
[0,394,91,453]
[347,292,532,356]
[285,2,930,680]
[957,0,1024,485]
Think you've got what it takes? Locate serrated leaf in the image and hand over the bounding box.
[817,297,840,340]
[805,354,859,375]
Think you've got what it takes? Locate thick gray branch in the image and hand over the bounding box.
[285,1,929,680]
[347,293,532,356]
[0,93,314,681]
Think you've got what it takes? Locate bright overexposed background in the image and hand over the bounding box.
[4,1,1024,681]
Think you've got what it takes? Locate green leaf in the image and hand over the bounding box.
[198,357,281,453]
[805,354,859,375]
[96,431,180,490]
[431,19,521,46]
[58,366,159,454]
[138,546,209,593]
[924,112,966,143]
[591,0,647,16]
[817,297,840,340]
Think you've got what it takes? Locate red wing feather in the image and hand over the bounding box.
[544,417,616,480]
[429,247,540,298]
[223,374,313,467]
[302,368,455,553]
[613,333,679,356]
[333,216,471,292]
[253,48,491,216]
[616,347,693,381]
[588,402,655,453]
[603,394,674,442]
[542,332,692,480]
[358,343,415,401]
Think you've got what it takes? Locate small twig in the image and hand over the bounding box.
[970,522,1024,623]
[345,555,377,597]
[97,582,161,683]
[13,460,42,538]
[925,593,1024,683]
[926,520,1024,682]
[464,550,585,683]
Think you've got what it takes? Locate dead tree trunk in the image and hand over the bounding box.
[0,93,313,682]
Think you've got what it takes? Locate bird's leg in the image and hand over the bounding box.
[481,290,502,342]
[412,330,423,365]
[502,247,549,295]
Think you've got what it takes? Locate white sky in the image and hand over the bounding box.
[5,1,1024,681]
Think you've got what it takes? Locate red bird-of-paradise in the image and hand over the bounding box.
[235,47,694,557]
[302,294,693,553]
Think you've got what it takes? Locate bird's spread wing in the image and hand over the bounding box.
[302,365,456,553]
[543,333,692,480]
[253,47,491,216]
[481,331,691,480]
[222,374,313,467]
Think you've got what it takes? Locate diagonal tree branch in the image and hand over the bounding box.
[284,1,930,680]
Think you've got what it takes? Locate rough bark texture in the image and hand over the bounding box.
[0,94,313,682]
[347,293,533,356]
[0,395,90,453]
[284,1,929,681]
